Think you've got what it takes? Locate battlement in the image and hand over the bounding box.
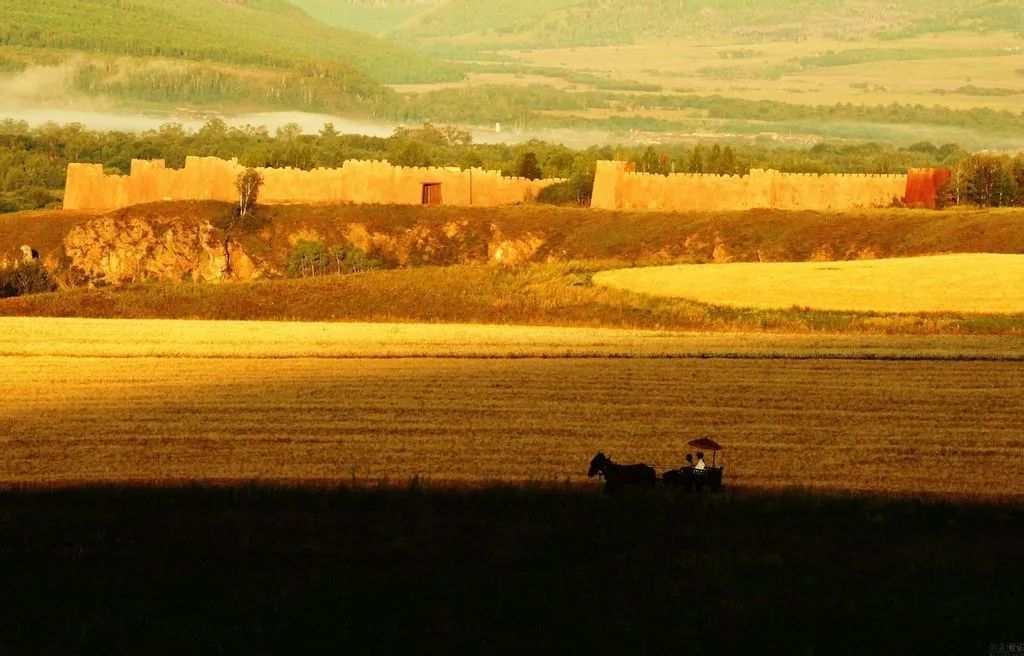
[63,157,565,211]
[591,161,917,212]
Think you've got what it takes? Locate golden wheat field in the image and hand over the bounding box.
[4,317,1024,359]
[2,318,1023,499]
[594,254,1024,314]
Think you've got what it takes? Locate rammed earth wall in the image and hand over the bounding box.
[591,161,915,211]
[64,157,563,211]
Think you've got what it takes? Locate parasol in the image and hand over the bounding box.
[687,437,723,467]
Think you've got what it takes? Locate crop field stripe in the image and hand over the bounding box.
[594,254,1024,314]
[4,318,1024,360]
[3,355,1022,500]
[4,352,1024,361]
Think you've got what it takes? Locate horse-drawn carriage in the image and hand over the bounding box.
[587,437,724,493]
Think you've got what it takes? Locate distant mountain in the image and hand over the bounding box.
[0,0,463,83]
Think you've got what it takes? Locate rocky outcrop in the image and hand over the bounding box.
[0,245,38,271]
[339,221,545,266]
[487,226,546,265]
[62,215,261,285]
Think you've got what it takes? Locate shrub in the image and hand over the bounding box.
[0,198,19,214]
[536,172,595,206]
[285,241,382,278]
[0,188,61,213]
[0,261,58,298]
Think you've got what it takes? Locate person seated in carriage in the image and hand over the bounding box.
[694,452,706,470]
[681,453,694,469]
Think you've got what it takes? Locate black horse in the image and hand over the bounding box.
[587,452,657,493]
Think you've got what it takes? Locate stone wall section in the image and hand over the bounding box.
[591,160,911,212]
[64,157,563,211]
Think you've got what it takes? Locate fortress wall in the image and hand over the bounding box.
[64,157,563,211]
[64,164,132,210]
[591,161,910,212]
[769,171,907,210]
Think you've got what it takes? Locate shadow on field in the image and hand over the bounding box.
[1,484,1020,654]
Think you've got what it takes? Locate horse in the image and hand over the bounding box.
[587,452,657,493]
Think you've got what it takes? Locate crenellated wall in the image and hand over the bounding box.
[591,161,911,212]
[63,157,564,211]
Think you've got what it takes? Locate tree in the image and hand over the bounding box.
[318,123,340,140]
[719,146,739,175]
[638,146,657,173]
[197,118,228,144]
[236,168,263,218]
[708,144,723,173]
[275,123,302,142]
[957,154,1019,207]
[517,152,542,180]
[688,146,706,173]
[219,167,264,277]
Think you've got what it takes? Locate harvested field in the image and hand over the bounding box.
[594,253,1024,314]
[3,318,1022,500]
[4,317,1024,359]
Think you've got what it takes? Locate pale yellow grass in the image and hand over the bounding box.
[3,317,1024,359]
[390,71,580,94]
[594,254,1024,315]
[509,32,1024,111]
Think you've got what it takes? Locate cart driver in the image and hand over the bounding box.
[695,452,706,470]
[682,453,694,469]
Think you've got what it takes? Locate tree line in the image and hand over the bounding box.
[1,118,1021,212]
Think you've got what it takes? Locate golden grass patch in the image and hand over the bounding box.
[3,317,1024,359]
[594,254,1024,315]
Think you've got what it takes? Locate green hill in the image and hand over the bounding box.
[290,0,1023,49]
[0,0,463,83]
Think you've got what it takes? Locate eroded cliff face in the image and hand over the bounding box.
[62,215,260,285]
[4,201,968,290]
[336,221,546,266]
[52,211,553,287]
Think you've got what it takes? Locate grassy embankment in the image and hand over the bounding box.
[6,263,1024,334]
[3,203,1024,334]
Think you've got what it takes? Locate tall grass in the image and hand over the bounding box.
[4,262,1024,335]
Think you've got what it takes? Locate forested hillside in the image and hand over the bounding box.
[0,0,462,83]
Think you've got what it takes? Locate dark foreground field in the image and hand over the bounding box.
[1,485,1020,655]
